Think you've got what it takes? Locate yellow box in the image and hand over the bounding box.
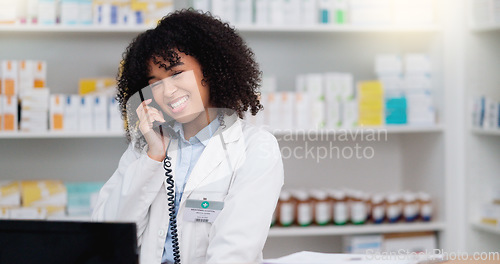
[0,181,21,207]
[79,77,116,95]
[21,180,67,207]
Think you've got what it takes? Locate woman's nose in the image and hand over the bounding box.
[162,79,177,97]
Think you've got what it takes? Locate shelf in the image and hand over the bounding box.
[268,222,445,237]
[272,125,444,136]
[470,24,500,33]
[471,222,500,235]
[0,24,441,33]
[471,128,500,136]
[0,131,124,139]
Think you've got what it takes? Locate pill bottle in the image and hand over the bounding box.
[293,190,313,227]
[403,192,419,222]
[349,190,367,225]
[310,189,331,225]
[329,189,348,225]
[371,193,386,224]
[386,193,402,223]
[418,192,433,222]
[277,190,295,227]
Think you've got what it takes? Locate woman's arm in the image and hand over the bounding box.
[206,130,284,264]
[91,143,166,245]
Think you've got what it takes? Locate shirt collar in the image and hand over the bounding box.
[172,117,220,146]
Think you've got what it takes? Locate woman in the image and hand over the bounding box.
[91,9,284,264]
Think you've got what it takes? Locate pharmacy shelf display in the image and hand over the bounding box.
[0,125,443,139]
[464,0,500,253]
[0,5,453,256]
[268,222,446,237]
[0,24,441,33]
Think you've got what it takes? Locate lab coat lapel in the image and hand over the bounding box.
[182,114,242,199]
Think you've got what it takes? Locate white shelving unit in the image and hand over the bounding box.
[0,24,441,33]
[471,222,500,235]
[470,24,500,33]
[471,128,500,136]
[0,131,125,139]
[0,0,470,258]
[268,222,446,237]
[465,0,500,253]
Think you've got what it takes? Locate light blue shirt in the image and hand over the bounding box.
[161,118,220,264]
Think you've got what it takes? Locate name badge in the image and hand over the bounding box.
[184,199,224,223]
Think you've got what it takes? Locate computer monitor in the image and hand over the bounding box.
[0,220,138,264]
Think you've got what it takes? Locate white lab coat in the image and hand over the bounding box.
[92,114,284,264]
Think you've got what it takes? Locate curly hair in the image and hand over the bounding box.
[117,9,263,145]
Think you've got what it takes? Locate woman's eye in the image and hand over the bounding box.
[172,71,183,77]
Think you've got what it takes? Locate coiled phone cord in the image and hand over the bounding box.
[162,131,181,264]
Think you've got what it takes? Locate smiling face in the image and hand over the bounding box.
[148,52,211,124]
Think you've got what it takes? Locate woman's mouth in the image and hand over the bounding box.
[169,95,189,113]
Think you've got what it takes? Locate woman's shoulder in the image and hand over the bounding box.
[238,118,278,144]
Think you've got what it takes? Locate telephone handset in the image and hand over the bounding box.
[137,89,181,264]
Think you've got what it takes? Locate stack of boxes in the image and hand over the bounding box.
[0,61,19,132]
[375,54,406,125]
[0,59,123,133]
[0,180,103,220]
[405,54,435,126]
[472,95,500,130]
[20,88,50,132]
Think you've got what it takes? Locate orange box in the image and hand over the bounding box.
[50,94,64,131]
[33,61,47,89]
[0,60,18,96]
[1,95,18,131]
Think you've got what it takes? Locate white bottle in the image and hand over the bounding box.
[292,190,313,227]
[371,193,385,224]
[310,189,331,225]
[386,193,402,223]
[418,192,433,222]
[329,189,348,225]
[349,190,367,225]
[403,192,419,222]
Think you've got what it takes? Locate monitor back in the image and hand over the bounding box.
[0,220,138,264]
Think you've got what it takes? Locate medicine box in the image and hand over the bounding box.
[38,0,57,25]
[343,234,383,254]
[1,95,18,131]
[79,95,94,132]
[307,74,326,129]
[60,0,79,25]
[358,81,384,126]
[18,60,35,96]
[0,60,18,96]
[20,180,67,208]
[33,61,47,89]
[383,232,437,253]
[64,94,80,132]
[20,88,50,132]
[480,203,500,226]
[108,96,123,132]
[93,94,108,132]
[0,181,21,207]
[50,94,65,131]
[65,182,104,216]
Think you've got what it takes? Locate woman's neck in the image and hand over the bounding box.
[182,108,218,140]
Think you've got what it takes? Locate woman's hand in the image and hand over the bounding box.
[136,99,170,162]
